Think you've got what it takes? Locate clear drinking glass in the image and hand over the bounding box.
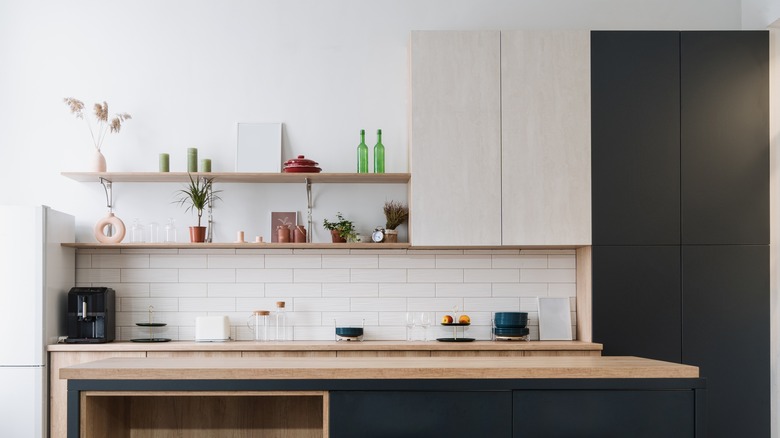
[164,218,177,243]
[130,218,145,243]
[405,312,417,341]
[419,312,432,341]
[148,222,160,243]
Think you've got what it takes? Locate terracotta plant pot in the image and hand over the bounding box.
[330,230,346,243]
[189,226,207,243]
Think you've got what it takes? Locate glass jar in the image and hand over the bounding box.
[247,310,270,341]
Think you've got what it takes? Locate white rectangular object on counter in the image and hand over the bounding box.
[195,316,231,342]
[538,297,573,340]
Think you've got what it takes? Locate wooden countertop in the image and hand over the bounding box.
[60,356,696,380]
[48,340,602,352]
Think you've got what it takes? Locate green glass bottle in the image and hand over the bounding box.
[373,129,385,173]
[357,129,368,173]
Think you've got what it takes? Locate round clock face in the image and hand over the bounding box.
[371,229,385,243]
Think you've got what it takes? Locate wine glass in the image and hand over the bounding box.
[419,312,432,341]
[405,312,417,341]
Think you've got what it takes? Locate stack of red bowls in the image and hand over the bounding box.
[283,155,322,173]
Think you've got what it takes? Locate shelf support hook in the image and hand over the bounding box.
[305,177,312,243]
[99,177,113,212]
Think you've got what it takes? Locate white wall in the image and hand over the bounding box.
[0,0,743,243]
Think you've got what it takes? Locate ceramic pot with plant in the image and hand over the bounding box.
[174,174,221,243]
[64,98,131,172]
[383,201,409,243]
[323,212,356,243]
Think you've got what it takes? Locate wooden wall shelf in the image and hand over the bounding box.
[62,242,411,249]
[61,171,411,184]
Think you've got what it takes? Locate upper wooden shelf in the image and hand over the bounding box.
[61,171,411,184]
[62,242,411,249]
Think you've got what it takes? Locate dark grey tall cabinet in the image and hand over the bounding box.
[591,31,769,438]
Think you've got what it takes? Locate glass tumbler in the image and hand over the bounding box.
[148,222,160,243]
[164,218,177,243]
[130,218,145,243]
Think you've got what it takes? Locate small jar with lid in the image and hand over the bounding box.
[248,310,270,341]
[274,301,288,341]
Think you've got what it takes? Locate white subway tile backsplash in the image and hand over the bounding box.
[436,255,491,269]
[491,255,548,269]
[121,268,178,283]
[150,283,208,297]
[323,311,378,326]
[294,268,350,283]
[236,268,293,283]
[76,268,121,283]
[265,283,322,298]
[208,255,264,269]
[323,283,379,298]
[351,269,407,283]
[179,298,236,312]
[322,255,378,269]
[83,248,581,342]
[464,269,520,283]
[520,268,576,283]
[266,255,322,268]
[178,268,236,283]
[435,283,492,298]
[407,269,463,283]
[379,283,436,298]
[150,255,207,269]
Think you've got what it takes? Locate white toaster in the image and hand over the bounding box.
[195,316,231,342]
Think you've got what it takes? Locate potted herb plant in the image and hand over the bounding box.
[383,201,409,243]
[175,174,221,242]
[323,212,356,243]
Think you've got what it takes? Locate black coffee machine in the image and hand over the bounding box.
[65,287,115,343]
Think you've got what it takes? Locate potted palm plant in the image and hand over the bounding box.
[383,201,408,243]
[175,174,221,242]
[323,212,356,243]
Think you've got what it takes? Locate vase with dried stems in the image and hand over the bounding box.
[174,174,222,243]
[64,97,131,172]
[383,201,408,243]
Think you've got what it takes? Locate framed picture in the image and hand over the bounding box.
[236,122,283,172]
[538,297,573,340]
[270,212,298,243]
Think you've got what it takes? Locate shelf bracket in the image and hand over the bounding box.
[305,177,312,243]
[204,176,214,243]
[99,177,113,212]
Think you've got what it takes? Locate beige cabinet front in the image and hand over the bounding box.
[410,30,591,246]
[409,30,502,246]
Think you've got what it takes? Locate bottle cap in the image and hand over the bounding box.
[276,301,286,308]
[254,310,270,316]
[377,129,382,134]
[360,129,365,134]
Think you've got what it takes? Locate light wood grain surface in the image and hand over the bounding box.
[61,356,698,380]
[48,340,602,352]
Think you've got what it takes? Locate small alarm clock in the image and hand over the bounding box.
[371,227,385,243]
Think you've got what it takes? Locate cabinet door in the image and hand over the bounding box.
[680,31,769,245]
[591,31,681,245]
[682,245,769,438]
[501,31,591,245]
[592,246,681,362]
[330,390,511,437]
[409,31,502,246]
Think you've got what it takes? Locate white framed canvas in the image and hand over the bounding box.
[538,297,573,340]
[236,122,282,172]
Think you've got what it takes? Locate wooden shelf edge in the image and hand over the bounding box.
[61,171,410,184]
[62,242,589,250]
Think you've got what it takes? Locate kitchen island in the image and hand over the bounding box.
[61,355,704,437]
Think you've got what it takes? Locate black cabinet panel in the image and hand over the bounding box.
[682,245,769,438]
[591,31,681,245]
[592,246,681,362]
[329,391,512,438]
[513,390,695,437]
[681,31,769,245]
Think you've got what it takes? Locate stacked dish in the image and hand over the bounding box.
[283,155,322,173]
[493,312,529,340]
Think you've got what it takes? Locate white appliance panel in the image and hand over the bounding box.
[0,367,46,438]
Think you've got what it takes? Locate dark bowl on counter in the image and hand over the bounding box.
[335,327,364,338]
[494,312,528,328]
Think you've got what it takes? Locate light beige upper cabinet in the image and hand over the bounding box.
[409,31,502,246]
[500,31,592,246]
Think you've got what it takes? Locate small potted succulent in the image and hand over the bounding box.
[323,212,356,243]
[383,201,409,243]
[175,174,221,242]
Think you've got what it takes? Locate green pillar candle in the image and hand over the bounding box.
[187,148,198,172]
[159,153,170,172]
[200,158,212,173]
